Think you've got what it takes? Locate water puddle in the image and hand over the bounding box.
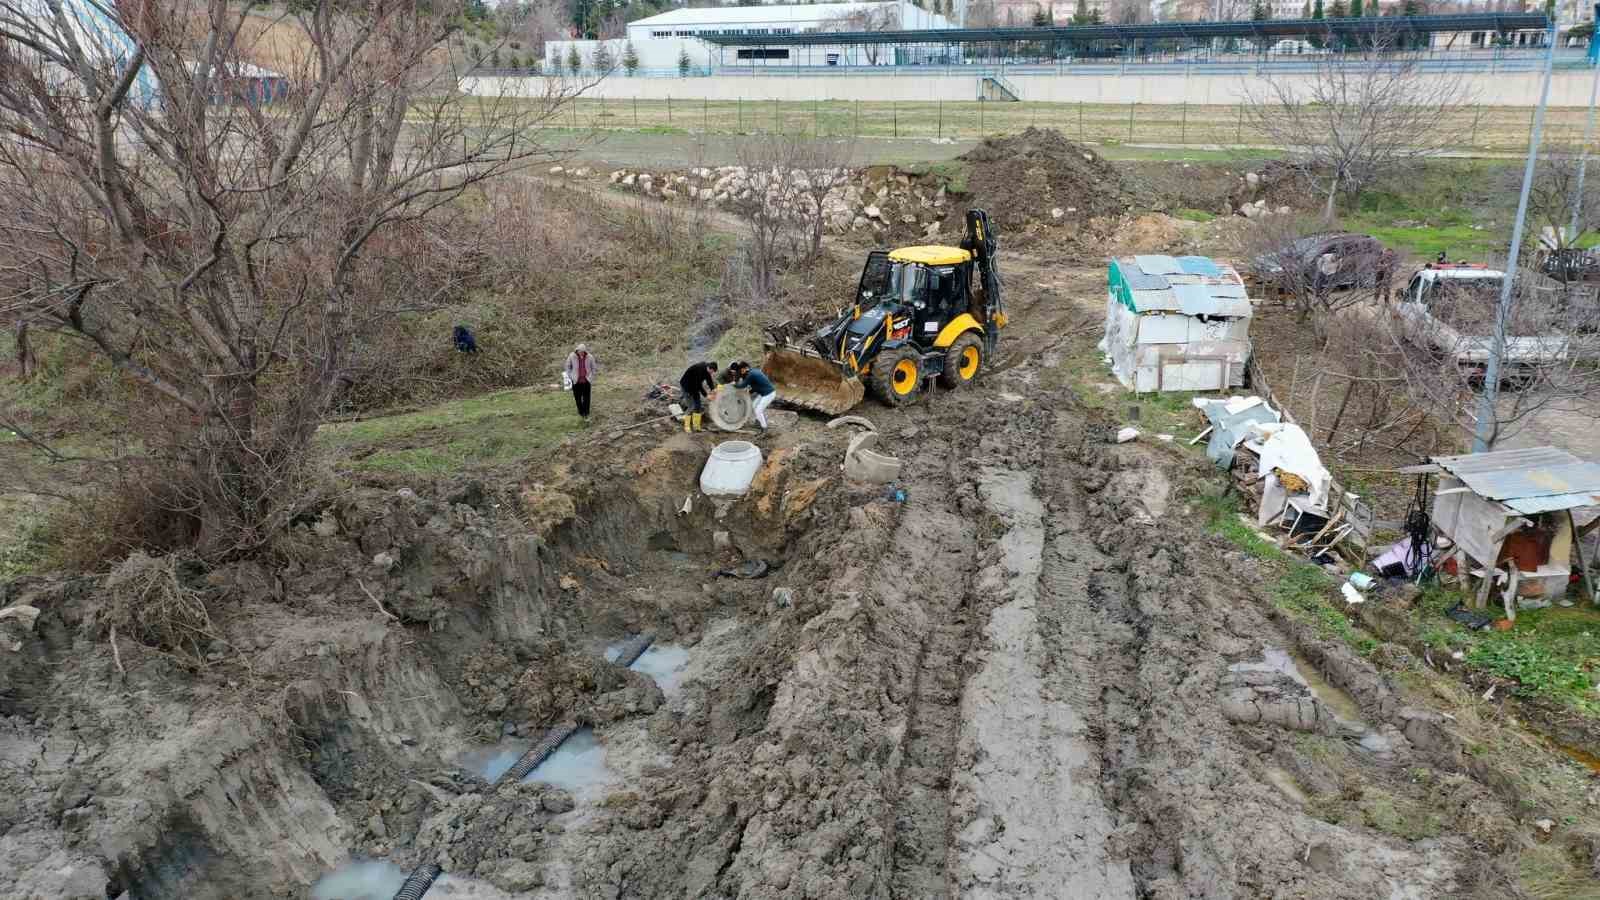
[1260,648,1367,725]
[310,859,407,900]
[520,726,615,800]
[605,639,694,696]
[629,644,692,695]
[1263,766,1310,805]
[456,737,533,783]
[1550,739,1600,775]
[312,860,519,900]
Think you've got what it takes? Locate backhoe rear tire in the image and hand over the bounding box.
[938,332,984,390]
[871,346,922,407]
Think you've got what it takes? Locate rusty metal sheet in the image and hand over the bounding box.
[1432,447,1600,508]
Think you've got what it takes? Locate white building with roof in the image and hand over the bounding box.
[547,0,957,75]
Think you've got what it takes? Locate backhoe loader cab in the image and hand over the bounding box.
[764,209,1005,413]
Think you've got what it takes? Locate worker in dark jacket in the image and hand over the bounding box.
[678,361,718,433]
[730,361,777,431]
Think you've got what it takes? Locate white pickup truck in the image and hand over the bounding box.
[1393,265,1575,387]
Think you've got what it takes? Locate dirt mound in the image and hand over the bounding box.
[954,128,1131,235]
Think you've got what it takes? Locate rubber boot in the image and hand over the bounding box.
[683,414,693,434]
[692,412,704,432]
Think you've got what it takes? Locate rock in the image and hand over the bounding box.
[560,574,579,591]
[542,790,576,813]
[482,859,544,891]
[549,165,564,175]
[1240,204,1258,219]
[574,167,591,177]
[899,214,916,225]
[771,587,795,609]
[609,170,624,183]
[1051,207,1064,220]
[662,188,678,200]
[368,813,387,839]
[863,205,881,220]
[621,174,636,186]
[1246,171,1260,187]
[312,511,338,537]
[713,531,732,550]
[372,552,396,571]
[1115,427,1140,443]
[1278,206,1292,215]
[923,221,941,237]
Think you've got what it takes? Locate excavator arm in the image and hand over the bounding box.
[963,208,1005,329]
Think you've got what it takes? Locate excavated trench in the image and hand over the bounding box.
[1,279,1576,899]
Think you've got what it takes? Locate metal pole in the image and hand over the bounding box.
[1474,17,1560,453]
[1571,54,1600,238]
[938,98,943,139]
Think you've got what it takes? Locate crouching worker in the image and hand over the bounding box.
[678,360,718,433]
[730,360,777,432]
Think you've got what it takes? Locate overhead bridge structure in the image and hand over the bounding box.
[694,13,1552,71]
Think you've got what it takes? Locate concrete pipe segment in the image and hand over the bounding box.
[700,441,763,497]
[708,389,752,431]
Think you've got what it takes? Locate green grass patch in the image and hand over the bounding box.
[0,498,52,579]
[1197,491,1377,654]
[899,159,972,194]
[1413,584,1600,716]
[1173,207,1216,223]
[316,387,587,474]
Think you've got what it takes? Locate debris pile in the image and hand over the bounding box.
[954,127,1131,233]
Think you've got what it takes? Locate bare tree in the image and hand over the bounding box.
[0,0,589,556]
[1243,32,1471,221]
[1107,0,1154,23]
[1509,147,1600,262]
[497,0,569,58]
[823,5,901,64]
[792,140,858,263]
[730,136,810,301]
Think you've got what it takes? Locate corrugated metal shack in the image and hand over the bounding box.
[1427,447,1600,614]
[1101,254,1254,393]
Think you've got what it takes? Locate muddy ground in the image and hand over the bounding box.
[4,142,1599,900]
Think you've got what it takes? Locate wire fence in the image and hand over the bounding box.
[527,96,1600,155]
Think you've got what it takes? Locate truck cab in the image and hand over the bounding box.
[1394,264,1570,387]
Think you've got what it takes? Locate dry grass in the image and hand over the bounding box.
[91,551,216,666]
[471,96,1600,155]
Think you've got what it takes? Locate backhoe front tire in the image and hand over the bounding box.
[938,332,984,389]
[871,346,922,407]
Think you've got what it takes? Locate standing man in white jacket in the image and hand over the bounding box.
[563,343,598,423]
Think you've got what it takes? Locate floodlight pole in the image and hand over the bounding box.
[1474,13,1560,453]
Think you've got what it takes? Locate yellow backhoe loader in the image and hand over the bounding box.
[764,208,1005,414]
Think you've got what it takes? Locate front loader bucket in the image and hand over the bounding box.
[763,350,866,415]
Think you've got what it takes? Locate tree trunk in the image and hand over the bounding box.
[1323,168,1341,224]
[15,321,34,380]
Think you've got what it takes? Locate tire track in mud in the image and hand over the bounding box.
[877,455,982,900]
[942,407,1139,898]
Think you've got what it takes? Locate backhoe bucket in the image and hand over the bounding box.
[763,349,865,415]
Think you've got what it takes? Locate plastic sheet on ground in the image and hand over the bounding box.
[1192,395,1281,470]
[1250,422,1332,511]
